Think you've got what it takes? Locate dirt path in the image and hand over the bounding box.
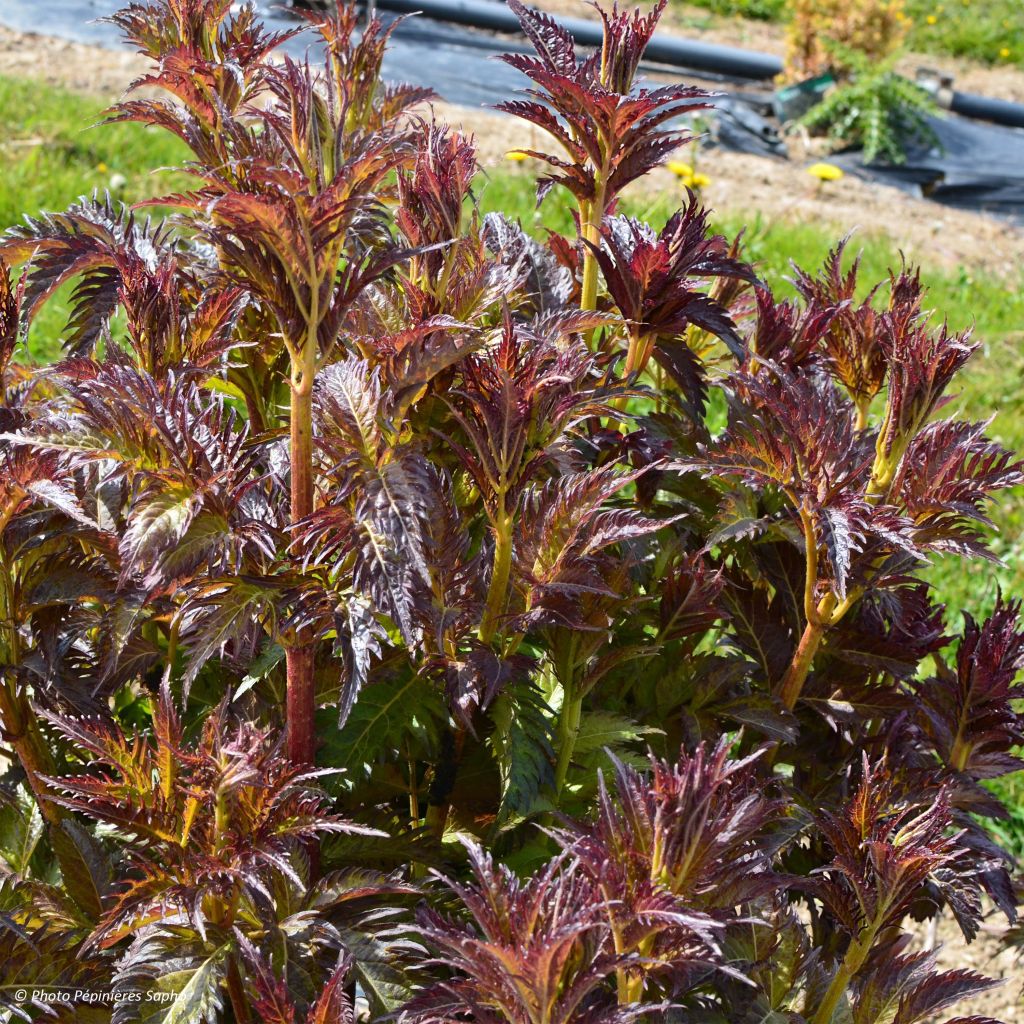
[0,23,149,97]
[929,914,1022,1023]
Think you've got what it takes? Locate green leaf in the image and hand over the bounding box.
[317,673,446,788]
[572,710,660,755]
[149,945,227,1024]
[51,820,109,924]
[489,685,555,822]
[344,930,411,1016]
[235,640,285,702]
[0,786,44,875]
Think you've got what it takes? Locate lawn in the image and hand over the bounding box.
[0,75,190,360]
[678,0,1024,68]
[4,71,1024,620]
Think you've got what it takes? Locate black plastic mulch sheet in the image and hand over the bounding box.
[2,0,1023,224]
[829,115,1024,226]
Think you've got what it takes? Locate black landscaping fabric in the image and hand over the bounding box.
[3,0,1024,224]
[830,115,1024,226]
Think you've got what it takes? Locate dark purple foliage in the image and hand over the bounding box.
[0,1,1020,1022]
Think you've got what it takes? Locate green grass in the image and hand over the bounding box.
[0,75,190,361]
[678,0,786,20]
[678,0,1024,68]
[4,72,1024,616]
[987,768,1024,861]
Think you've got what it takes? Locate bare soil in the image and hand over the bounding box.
[0,24,150,97]
[928,914,1022,1023]
[1,17,1023,1017]
[4,21,1023,278]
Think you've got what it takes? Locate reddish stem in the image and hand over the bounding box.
[0,678,62,825]
[286,375,316,767]
[286,646,316,767]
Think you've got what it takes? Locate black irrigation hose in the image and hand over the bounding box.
[947,91,1024,130]
[372,0,1024,129]
[374,0,784,79]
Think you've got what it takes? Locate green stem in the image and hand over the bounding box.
[214,785,230,855]
[578,172,607,346]
[809,936,871,1024]
[854,395,871,432]
[620,933,656,1004]
[479,509,513,644]
[811,960,856,1024]
[623,329,653,379]
[949,733,972,772]
[579,218,601,317]
[866,408,910,505]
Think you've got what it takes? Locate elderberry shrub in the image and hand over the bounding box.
[0,1,1020,1021]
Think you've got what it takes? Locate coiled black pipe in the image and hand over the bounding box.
[374,0,785,79]
[373,0,1024,130]
[947,91,1024,130]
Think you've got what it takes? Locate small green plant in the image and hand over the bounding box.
[800,46,940,164]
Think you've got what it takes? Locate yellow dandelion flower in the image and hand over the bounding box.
[666,159,694,179]
[926,13,937,23]
[96,161,108,173]
[505,150,529,162]
[807,162,844,182]
[689,172,711,189]
[1000,47,1012,59]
